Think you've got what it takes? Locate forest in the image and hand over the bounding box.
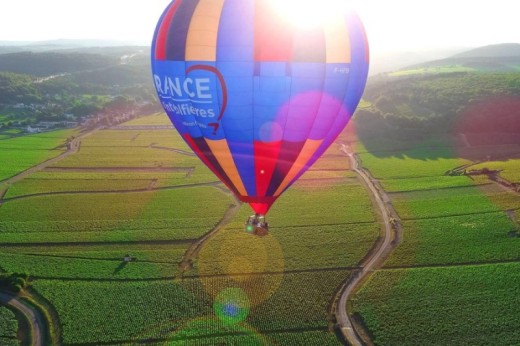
[355,72,520,140]
[0,49,157,132]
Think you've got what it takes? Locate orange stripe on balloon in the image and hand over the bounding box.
[205,139,248,197]
[324,16,351,63]
[185,0,225,61]
[274,139,323,196]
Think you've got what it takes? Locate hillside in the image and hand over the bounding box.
[396,43,520,74]
[355,44,520,151]
[453,43,520,58]
[0,47,156,136]
[0,39,146,54]
[0,47,148,77]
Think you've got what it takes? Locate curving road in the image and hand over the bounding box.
[177,190,241,277]
[335,145,395,346]
[0,293,44,346]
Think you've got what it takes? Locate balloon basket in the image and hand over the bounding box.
[245,214,269,237]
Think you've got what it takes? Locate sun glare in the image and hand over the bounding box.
[267,0,352,28]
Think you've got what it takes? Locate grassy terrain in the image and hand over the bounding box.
[0,244,189,264]
[33,270,350,344]
[0,113,380,345]
[357,146,470,179]
[0,307,19,346]
[0,129,74,181]
[269,183,376,226]
[391,185,505,219]
[352,263,520,346]
[385,212,519,267]
[4,177,154,198]
[121,112,172,126]
[51,145,198,168]
[389,65,476,76]
[352,134,520,344]
[380,175,485,192]
[472,158,520,183]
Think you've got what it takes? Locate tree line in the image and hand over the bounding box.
[355,72,520,139]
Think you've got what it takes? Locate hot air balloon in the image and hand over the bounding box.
[151,0,369,233]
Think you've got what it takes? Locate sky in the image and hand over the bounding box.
[1,0,519,54]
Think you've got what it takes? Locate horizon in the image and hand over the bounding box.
[1,0,519,55]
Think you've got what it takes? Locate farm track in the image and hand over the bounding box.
[43,166,194,172]
[30,266,359,282]
[381,257,520,270]
[68,326,329,346]
[150,144,197,156]
[0,129,97,188]
[110,125,174,130]
[17,252,186,264]
[387,182,494,195]
[400,208,520,221]
[0,239,196,248]
[177,190,242,277]
[1,181,221,203]
[335,145,401,346]
[447,146,520,195]
[0,292,45,346]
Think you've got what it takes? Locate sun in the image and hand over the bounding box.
[266,0,352,29]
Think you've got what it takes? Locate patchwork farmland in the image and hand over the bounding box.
[351,136,520,345]
[1,112,519,345]
[0,113,381,345]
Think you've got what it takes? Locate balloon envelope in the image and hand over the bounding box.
[151,0,369,214]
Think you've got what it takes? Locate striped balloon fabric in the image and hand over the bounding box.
[151,0,369,215]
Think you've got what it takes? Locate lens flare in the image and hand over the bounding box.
[197,228,285,307]
[267,0,352,28]
[214,288,250,325]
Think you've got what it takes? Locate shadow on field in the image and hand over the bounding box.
[355,130,520,162]
[113,261,128,275]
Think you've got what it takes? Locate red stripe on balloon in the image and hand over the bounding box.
[238,197,278,215]
[155,0,183,60]
[254,140,282,196]
[254,1,293,61]
[249,201,275,215]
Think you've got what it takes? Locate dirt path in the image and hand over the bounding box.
[0,129,97,189]
[335,145,401,346]
[0,129,97,206]
[0,292,45,346]
[1,181,221,204]
[177,189,242,277]
[150,144,197,157]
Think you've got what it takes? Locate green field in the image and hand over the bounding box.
[33,270,350,345]
[380,175,485,192]
[472,158,520,183]
[0,306,19,346]
[385,212,519,267]
[5,110,518,345]
[122,112,172,126]
[389,65,476,76]
[358,147,470,179]
[391,185,507,219]
[351,135,520,344]
[352,263,520,345]
[0,129,74,181]
[0,188,231,238]
[0,113,382,345]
